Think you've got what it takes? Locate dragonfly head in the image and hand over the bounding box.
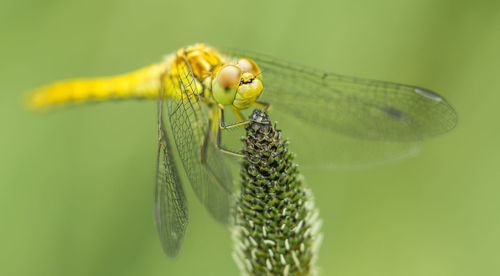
[211,58,263,110]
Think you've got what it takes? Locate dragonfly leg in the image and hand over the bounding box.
[231,106,245,122]
[219,107,251,130]
[216,107,250,157]
[254,100,272,112]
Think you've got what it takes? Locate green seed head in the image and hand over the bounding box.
[233,109,322,276]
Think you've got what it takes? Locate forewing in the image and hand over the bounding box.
[155,73,188,258]
[225,49,457,141]
[223,49,457,167]
[165,57,233,224]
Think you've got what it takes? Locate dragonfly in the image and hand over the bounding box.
[27,43,457,257]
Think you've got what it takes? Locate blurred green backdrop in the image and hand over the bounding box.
[1,0,499,275]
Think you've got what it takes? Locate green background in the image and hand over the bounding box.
[1,0,499,275]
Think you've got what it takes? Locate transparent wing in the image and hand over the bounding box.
[155,125,188,257]
[163,57,233,224]
[154,73,188,258]
[223,49,457,167]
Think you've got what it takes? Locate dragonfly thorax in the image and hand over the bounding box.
[178,44,223,80]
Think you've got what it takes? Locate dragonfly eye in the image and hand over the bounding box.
[212,65,241,105]
[217,65,242,89]
[238,58,261,76]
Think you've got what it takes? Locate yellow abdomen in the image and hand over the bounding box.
[28,63,166,109]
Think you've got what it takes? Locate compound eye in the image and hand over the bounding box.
[238,58,260,76]
[217,65,242,89]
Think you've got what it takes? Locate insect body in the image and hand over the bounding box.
[28,43,457,257]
